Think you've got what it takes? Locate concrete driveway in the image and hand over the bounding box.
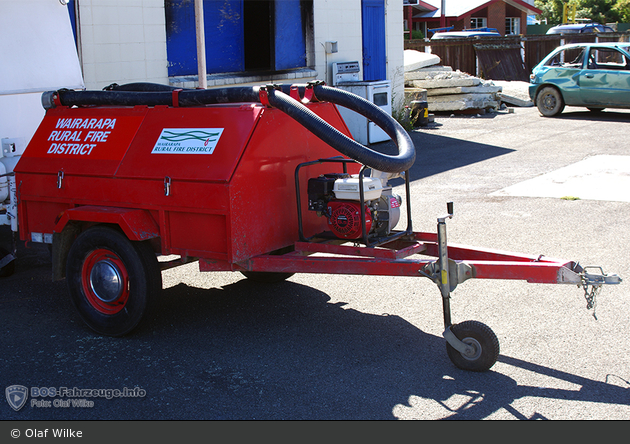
[1,105,628,420]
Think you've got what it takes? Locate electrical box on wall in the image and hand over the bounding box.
[324,41,338,54]
[330,62,391,145]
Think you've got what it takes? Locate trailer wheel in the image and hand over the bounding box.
[66,226,161,336]
[0,247,15,278]
[446,320,499,372]
[240,271,295,283]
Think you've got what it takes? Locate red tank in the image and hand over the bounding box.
[16,101,358,265]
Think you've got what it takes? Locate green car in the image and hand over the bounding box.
[529,43,630,116]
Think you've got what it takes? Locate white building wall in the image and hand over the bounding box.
[313,0,364,84]
[76,0,403,112]
[312,1,403,89]
[313,0,404,112]
[78,0,168,90]
[385,0,404,111]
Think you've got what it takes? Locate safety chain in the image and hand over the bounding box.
[580,277,601,320]
[576,265,623,320]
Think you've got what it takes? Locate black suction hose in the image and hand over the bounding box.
[43,86,260,108]
[266,84,415,173]
[103,82,180,92]
[42,82,415,173]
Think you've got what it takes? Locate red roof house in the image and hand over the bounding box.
[404,0,542,37]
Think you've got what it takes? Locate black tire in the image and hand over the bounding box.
[446,320,500,372]
[66,226,162,336]
[536,86,565,117]
[240,271,295,283]
[0,247,15,278]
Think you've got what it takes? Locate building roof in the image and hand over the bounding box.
[409,0,542,19]
[407,1,437,12]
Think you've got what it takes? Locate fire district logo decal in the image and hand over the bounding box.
[151,128,224,154]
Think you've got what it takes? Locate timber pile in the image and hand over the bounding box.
[403,50,502,112]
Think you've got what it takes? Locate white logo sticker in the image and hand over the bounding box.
[151,128,224,154]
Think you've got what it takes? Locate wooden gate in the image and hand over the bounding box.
[474,40,528,81]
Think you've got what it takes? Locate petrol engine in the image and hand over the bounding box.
[307,171,402,240]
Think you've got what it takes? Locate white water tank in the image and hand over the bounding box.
[0,138,24,203]
[0,161,6,203]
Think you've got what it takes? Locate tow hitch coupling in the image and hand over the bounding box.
[578,266,622,319]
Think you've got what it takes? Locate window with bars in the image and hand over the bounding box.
[505,17,520,35]
[470,17,486,29]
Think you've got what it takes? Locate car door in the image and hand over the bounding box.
[579,47,630,106]
[534,46,585,105]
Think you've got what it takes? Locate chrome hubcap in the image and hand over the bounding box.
[90,260,124,303]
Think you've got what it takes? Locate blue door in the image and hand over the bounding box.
[66,0,78,46]
[165,0,305,77]
[361,0,386,81]
[165,0,244,77]
[274,0,306,70]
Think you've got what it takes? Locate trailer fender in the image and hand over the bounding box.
[51,207,159,281]
[52,222,81,281]
[54,206,159,241]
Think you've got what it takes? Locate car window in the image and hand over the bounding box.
[545,47,586,68]
[587,48,630,70]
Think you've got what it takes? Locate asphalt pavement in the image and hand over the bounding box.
[1,105,629,421]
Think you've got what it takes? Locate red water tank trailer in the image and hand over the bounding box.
[10,82,621,372]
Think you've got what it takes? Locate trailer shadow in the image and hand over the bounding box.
[4,269,626,421]
[149,279,629,420]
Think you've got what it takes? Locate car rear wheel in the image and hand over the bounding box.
[536,86,565,117]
